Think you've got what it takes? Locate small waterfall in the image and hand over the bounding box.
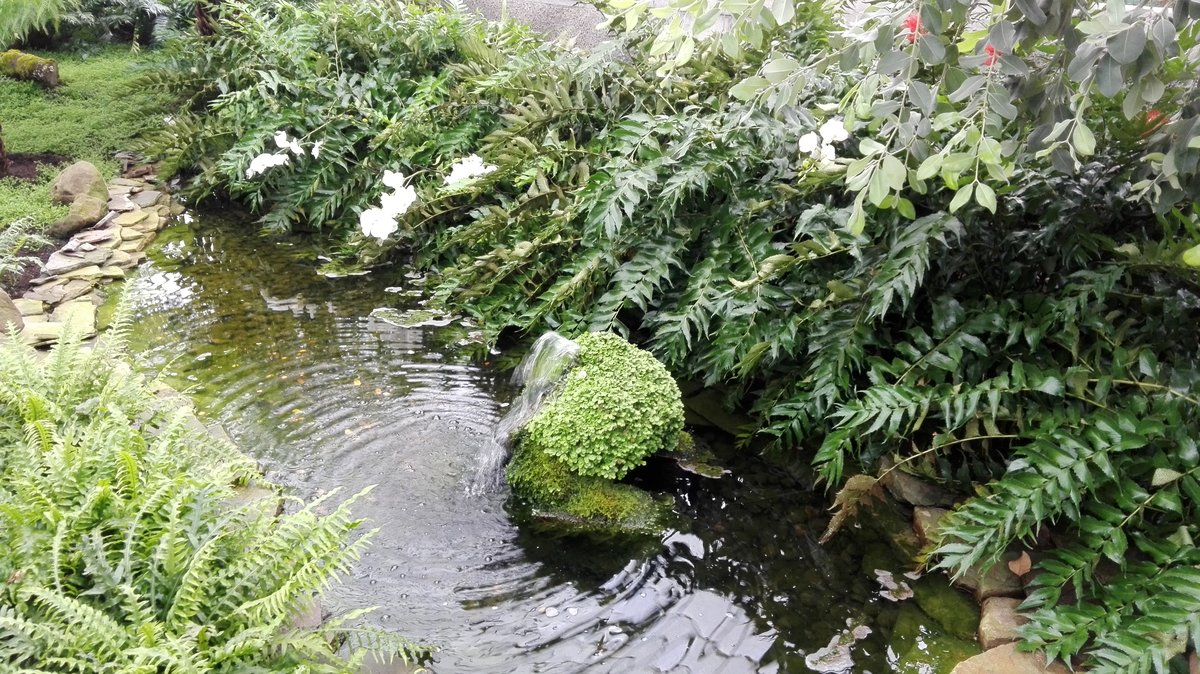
[469,332,581,495]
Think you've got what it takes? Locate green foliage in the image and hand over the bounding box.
[0,217,51,282]
[0,47,165,163]
[0,321,429,670]
[522,332,684,480]
[0,172,67,231]
[0,0,78,43]
[148,0,1200,670]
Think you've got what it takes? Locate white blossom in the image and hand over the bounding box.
[381,170,410,191]
[379,185,418,218]
[443,154,496,187]
[274,131,305,156]
[359,207,398,241]
[798,132,821,154]
[246,152,290,178]
[311,141,325,159]
[818,118,849,143]
[818,144,837,162]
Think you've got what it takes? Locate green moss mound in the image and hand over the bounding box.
[522,332,685,480]
[506,442,664,531]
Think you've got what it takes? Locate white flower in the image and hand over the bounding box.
[246,152,290,178]
[818,144,837,162]
[273,131,304,156]
[798,132,821,154]
[443,154,496,187]
[819,118,849,143]
[381,170,410,191]
[311,141,325,159]
[359,207,398,241]
[379,184,418,218]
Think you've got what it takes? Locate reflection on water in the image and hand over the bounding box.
[122,217,974,673]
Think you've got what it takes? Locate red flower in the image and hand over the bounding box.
[1141,109,1169,138]
[983,44,1001,67]
[902,14,923,43]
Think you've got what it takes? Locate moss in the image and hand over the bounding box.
[522,332,684,479]
[911,574,981,640]
[506,442,666,532]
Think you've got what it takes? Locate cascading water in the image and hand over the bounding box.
[468,331,581,494]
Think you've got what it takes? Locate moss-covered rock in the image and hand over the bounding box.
[0,50,59,87]
[522,332,684,480]
[912,574,981,640]
[506,442,666,532]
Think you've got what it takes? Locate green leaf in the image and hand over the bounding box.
[762,57,800,84]
[948,75,986,103]
[1072,123,1096,156]
[730,76,770,101]
[1151,468,1183,486]
[1182,243,1200,267]
[949,184,974,212]
[975,182,997,213]
[1107,26,1148,65]
[917,155,942,180]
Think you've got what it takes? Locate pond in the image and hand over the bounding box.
[119,214,980,674]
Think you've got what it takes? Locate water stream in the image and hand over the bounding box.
[119,214,979,674]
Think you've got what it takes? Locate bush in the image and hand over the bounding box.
[0,323,428,671]
[522,332,684,480]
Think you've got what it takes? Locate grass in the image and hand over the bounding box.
[0,46,167,229]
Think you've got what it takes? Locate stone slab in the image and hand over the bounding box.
[45,249,111,275]
[20,321,64,346]
[131,190,163,208]
[13,299,44,316]
[114,209,149,226]
[950,643,1070,674]
[979,597,1028,650]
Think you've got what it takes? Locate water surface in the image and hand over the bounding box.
[122,215,976,674]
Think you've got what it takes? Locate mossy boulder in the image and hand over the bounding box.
[522,332,685,479]
[506,442,666,532]
[0,50,59,88]
[50,161,108,206]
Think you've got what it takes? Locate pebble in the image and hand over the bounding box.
[544,607,559,617]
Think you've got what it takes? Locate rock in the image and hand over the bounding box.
[59,279,97,303]
[110,177,141,187]
[131,190,163,208]
[45,249,111,276]
[880,457,956,507]
[23,282,68,304]
[114,209,148,226]
[12,298,43,316]
[108,250,143,269]
[225,485,284,517]
[896,634,980,674]
[0,290,24,333]
[23,314,47,324]
[20,321,64,346]
[48,195,109,238]
[979,597,1028,650]
[119,227,146,241]
[950,643,1070,674]
[118,239,144,253]
[97,266,125,279]
[108,195,137,212]
[60,265,104,281]
[49,161,107,205]
[682,388,752,436]
[170,202,186,216]
[914,507,950,547]
[50,301,97,336]
[72,228,116,245]
[957,551,1025,602]
[131,212,161,233]
[912,574,980,640]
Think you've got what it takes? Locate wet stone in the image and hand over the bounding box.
[913,507,950,547]
[131,190,163,208]
[950,642,1070,674]
[114,209,149,226]
[978,597,1027,650]
[20,321,64,346]
[13,299,44,316]
[45,249,111,275]
[957,551,1025,602]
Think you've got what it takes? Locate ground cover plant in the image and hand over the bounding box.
[147,0,1200,670]
[0,318,429,671]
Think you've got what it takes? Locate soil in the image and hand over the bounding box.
[2,153,69,181]
[3,239,59,298]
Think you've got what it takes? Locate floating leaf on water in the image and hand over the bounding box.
[369,307,456,328]
[875,569,915,601]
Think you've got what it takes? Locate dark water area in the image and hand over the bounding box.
[119,215,979,674]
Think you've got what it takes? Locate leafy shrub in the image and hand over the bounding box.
[148,0,1200,670]
[522,332,684,480]
[0,322,428,671]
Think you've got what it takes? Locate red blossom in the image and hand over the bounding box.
[984,44,1001,67]
[902,14,923,43]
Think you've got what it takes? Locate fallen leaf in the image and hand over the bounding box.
[1008,551,1032,577]
[353,378,362,386]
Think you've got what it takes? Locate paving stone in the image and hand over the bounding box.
[950,642,1069,674]
[45,249,111,275]
[131,190,163,208]
[20,321,64,347]
[13,299,44,316]
[978,597,1028,650]
[114,209,149,226]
